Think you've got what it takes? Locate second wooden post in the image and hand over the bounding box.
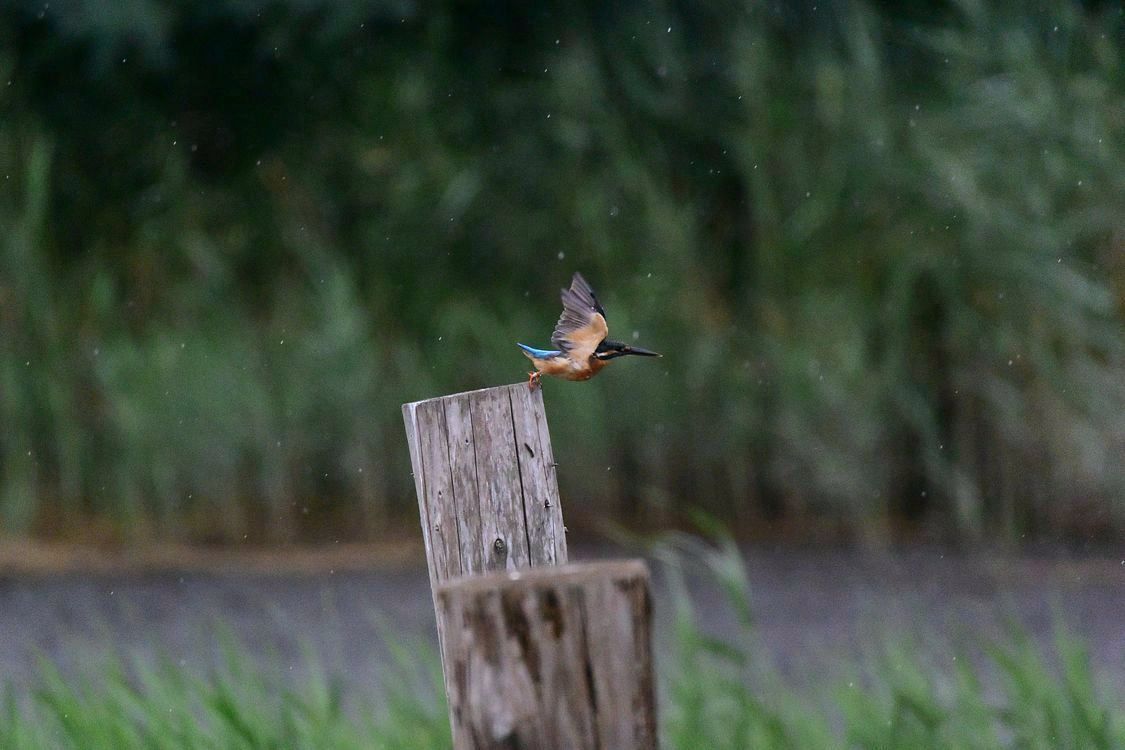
[437,561,658,750]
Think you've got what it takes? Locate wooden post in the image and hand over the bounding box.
[403,386,658,747]
[436,561,658,750]
[402,383,568,588]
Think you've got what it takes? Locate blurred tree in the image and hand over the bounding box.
[0,0,1121,544]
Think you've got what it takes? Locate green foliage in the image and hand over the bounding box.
[1,632,450,750]
[657,534,1125,750]
[3,536,1123,748]
[0,0,1123,540]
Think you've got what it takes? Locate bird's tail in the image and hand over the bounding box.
[517,343,561,360]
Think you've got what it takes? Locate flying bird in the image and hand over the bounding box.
[518,272,661,389]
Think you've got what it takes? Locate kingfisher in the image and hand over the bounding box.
[518,272,661,389]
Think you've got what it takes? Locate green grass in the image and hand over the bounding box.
[4,538,1122,749]
[656,533,1125,750]
[3,632,451,750]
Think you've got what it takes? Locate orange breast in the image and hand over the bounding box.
[534,355,607,381]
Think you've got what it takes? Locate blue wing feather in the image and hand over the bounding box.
[517,343,562,359]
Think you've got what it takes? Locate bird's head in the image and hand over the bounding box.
[594,339,662,361]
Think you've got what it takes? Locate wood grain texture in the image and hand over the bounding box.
[443,394,484,575]
[469,385,531,571]
[401,383,568,584]
[437,561,658,750]
[413,397,462,581]
[509,385,567,566]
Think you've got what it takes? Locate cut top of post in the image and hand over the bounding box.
[403,383,567,586]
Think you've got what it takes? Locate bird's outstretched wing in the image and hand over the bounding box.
[550,272,608,362]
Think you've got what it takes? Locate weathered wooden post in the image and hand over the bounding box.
[437,561,658,750]
[403,384,658,749]
[402,383,568,587]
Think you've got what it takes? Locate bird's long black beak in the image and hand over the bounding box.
[623,345,661,357]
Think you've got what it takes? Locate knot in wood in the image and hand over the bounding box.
[492,537,507,556]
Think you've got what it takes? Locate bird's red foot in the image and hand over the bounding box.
[527,371,542,390]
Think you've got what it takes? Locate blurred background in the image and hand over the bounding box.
[1,0,1123,549]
